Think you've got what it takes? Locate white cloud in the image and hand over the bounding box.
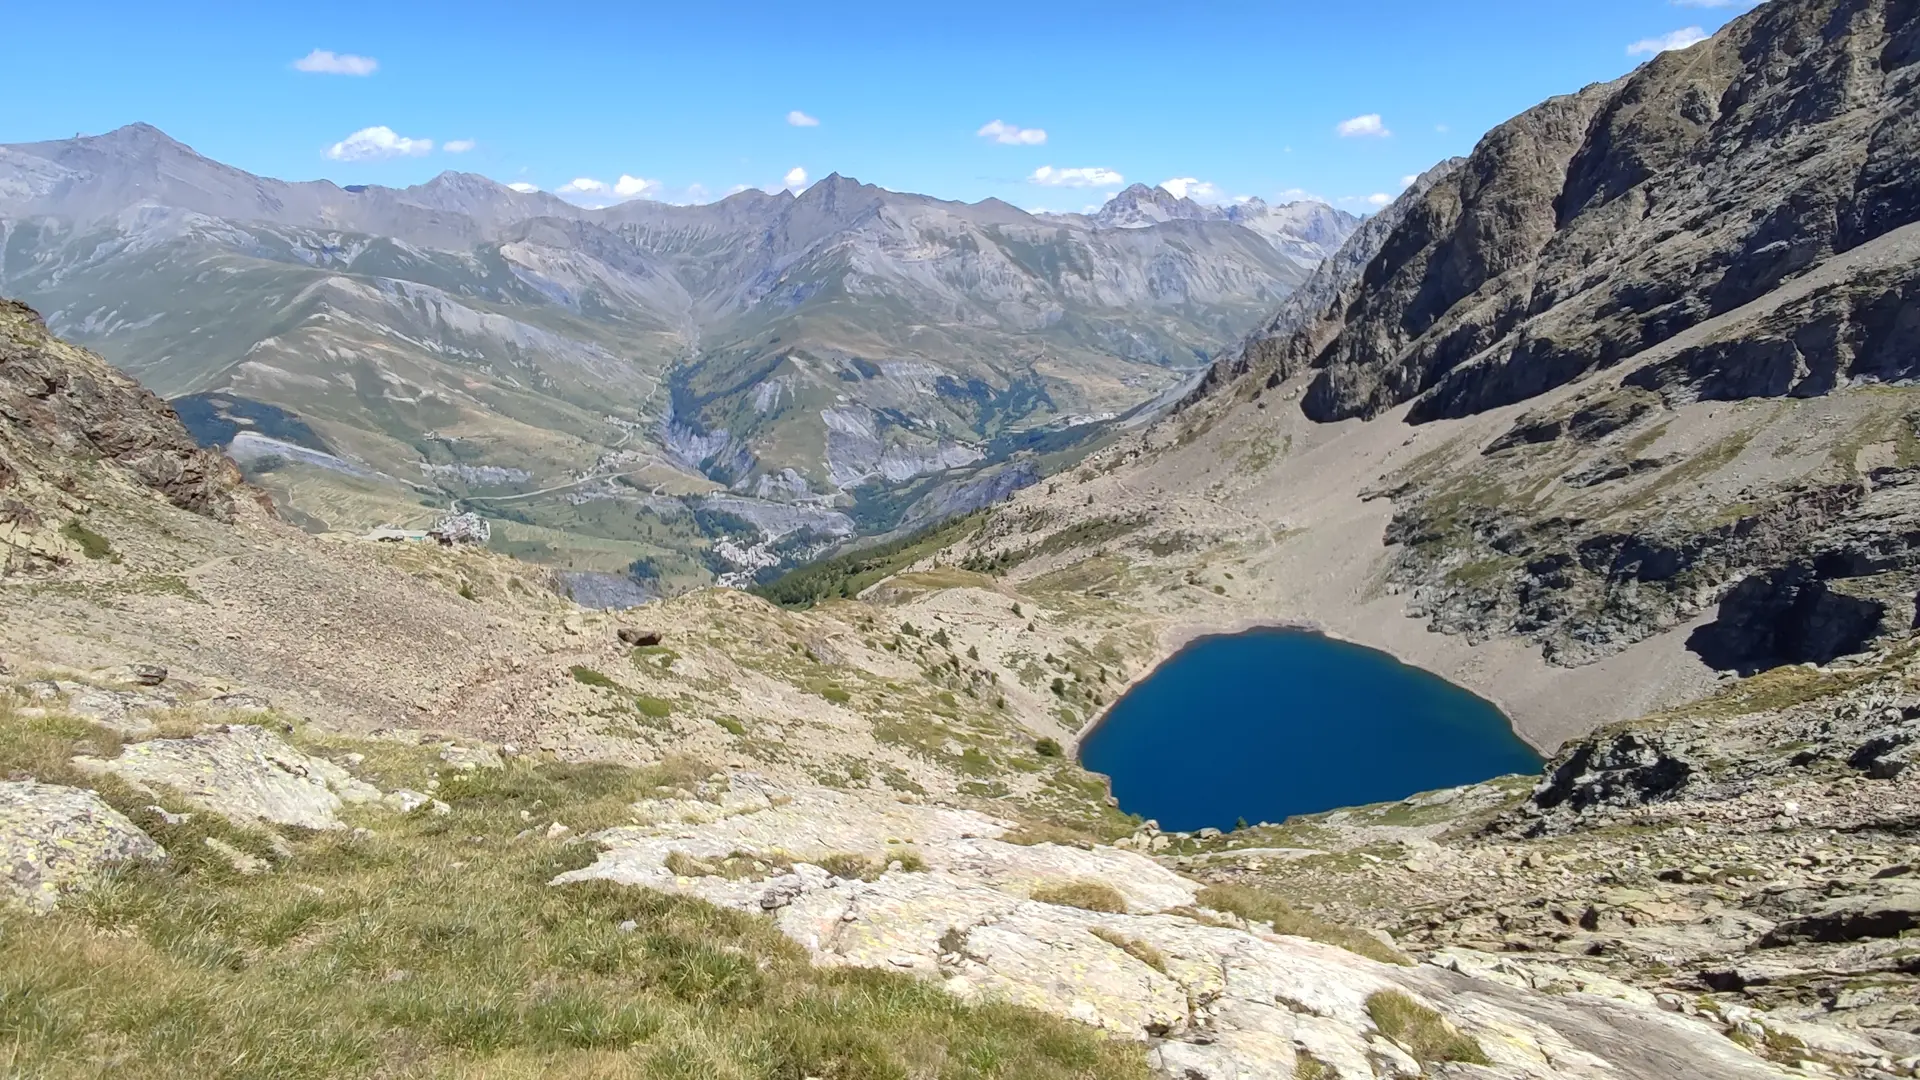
[506,182,539,193]
[1336,114,1390,138]
[1159,177,1221,202]
[1274,187,1327,204]
[977,120,1047,146]
[726,184,753,196]
[555,175,660,207]
[1336,193,1394,210]
[787,110,820,127]
[443,139,476,154]
[293,49,377,76]
[784,166,808,191]
[1400,174,1419,189]
[1029,165,1124,188]
[324,126,433,161]
[614,174,660,198]
[1435,123,1451,134]
[1628,26,1708,55]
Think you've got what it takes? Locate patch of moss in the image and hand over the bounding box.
[60,519,116,561]
[569,666,616,689]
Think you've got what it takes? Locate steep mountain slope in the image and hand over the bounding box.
[914,0,1920,747]
[0,129,1354,587]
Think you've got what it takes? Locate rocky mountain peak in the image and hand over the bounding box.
[1240,0,1920,426]
[1093,183,1208,228]
[794,171,883,213]
[73,122,188,155]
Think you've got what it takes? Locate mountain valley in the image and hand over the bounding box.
[6,0,1920,1076]
[0,130,1355,594]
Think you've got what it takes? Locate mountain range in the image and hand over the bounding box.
[0,126,1355,589]
[8,0,1920,1074]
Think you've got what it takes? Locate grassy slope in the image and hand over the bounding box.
[0,700,1147,1080]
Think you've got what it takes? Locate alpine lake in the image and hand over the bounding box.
[1078,628,1544,832]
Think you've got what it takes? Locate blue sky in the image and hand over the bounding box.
[3,0,1760,213]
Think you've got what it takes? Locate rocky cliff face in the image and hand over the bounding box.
[1136,0,1920,676]
[0,299,252,526]
[1252,0,1920,426]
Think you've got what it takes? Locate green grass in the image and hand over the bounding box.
[1195,885,1408,966]
[570,666,617,689]
[750,513,986,609]
[1365,990,1490,1067]
[0,710,1150,1080]
[633,696,674,719]
[1029,881,1128,914]
[630,645,680,671]
[1087,928,1166,973]
[60,519,116,561]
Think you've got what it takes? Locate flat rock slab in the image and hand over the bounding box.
[24,679,175,735]
[555,773,1792,1079]
[0,780,164,912]
[75,725,380,830]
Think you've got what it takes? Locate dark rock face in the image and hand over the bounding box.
[1386,470,1904,667]
[1759,892,1920,946]
[1849,717,1920,779]
[1189,159,1466,405]
[1513,730,1696,836]
[1626,264,1920,404]
[1233,0,1920,424]
[0,299,252,520]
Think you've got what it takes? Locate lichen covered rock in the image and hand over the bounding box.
[0,780,164,911]
[74,724,380,829]
[555,773,1788,1078]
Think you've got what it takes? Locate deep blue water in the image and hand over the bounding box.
[1078,628,1543,832]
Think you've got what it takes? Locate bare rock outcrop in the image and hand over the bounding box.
[73,725,380,830]
[1252,0,1920,425]
[556,774,1792,1079]
[0,299,253,520]
[0,780,164,911]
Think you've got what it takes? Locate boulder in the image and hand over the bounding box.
[1509,730,1694,836]
[25,679,172,736]
[617,628,664,647]
[438,744,504,772]
[74,725,381,830]
[1760,891,1920,946]
[1849,721,1920,779]
[0,780,165,912]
